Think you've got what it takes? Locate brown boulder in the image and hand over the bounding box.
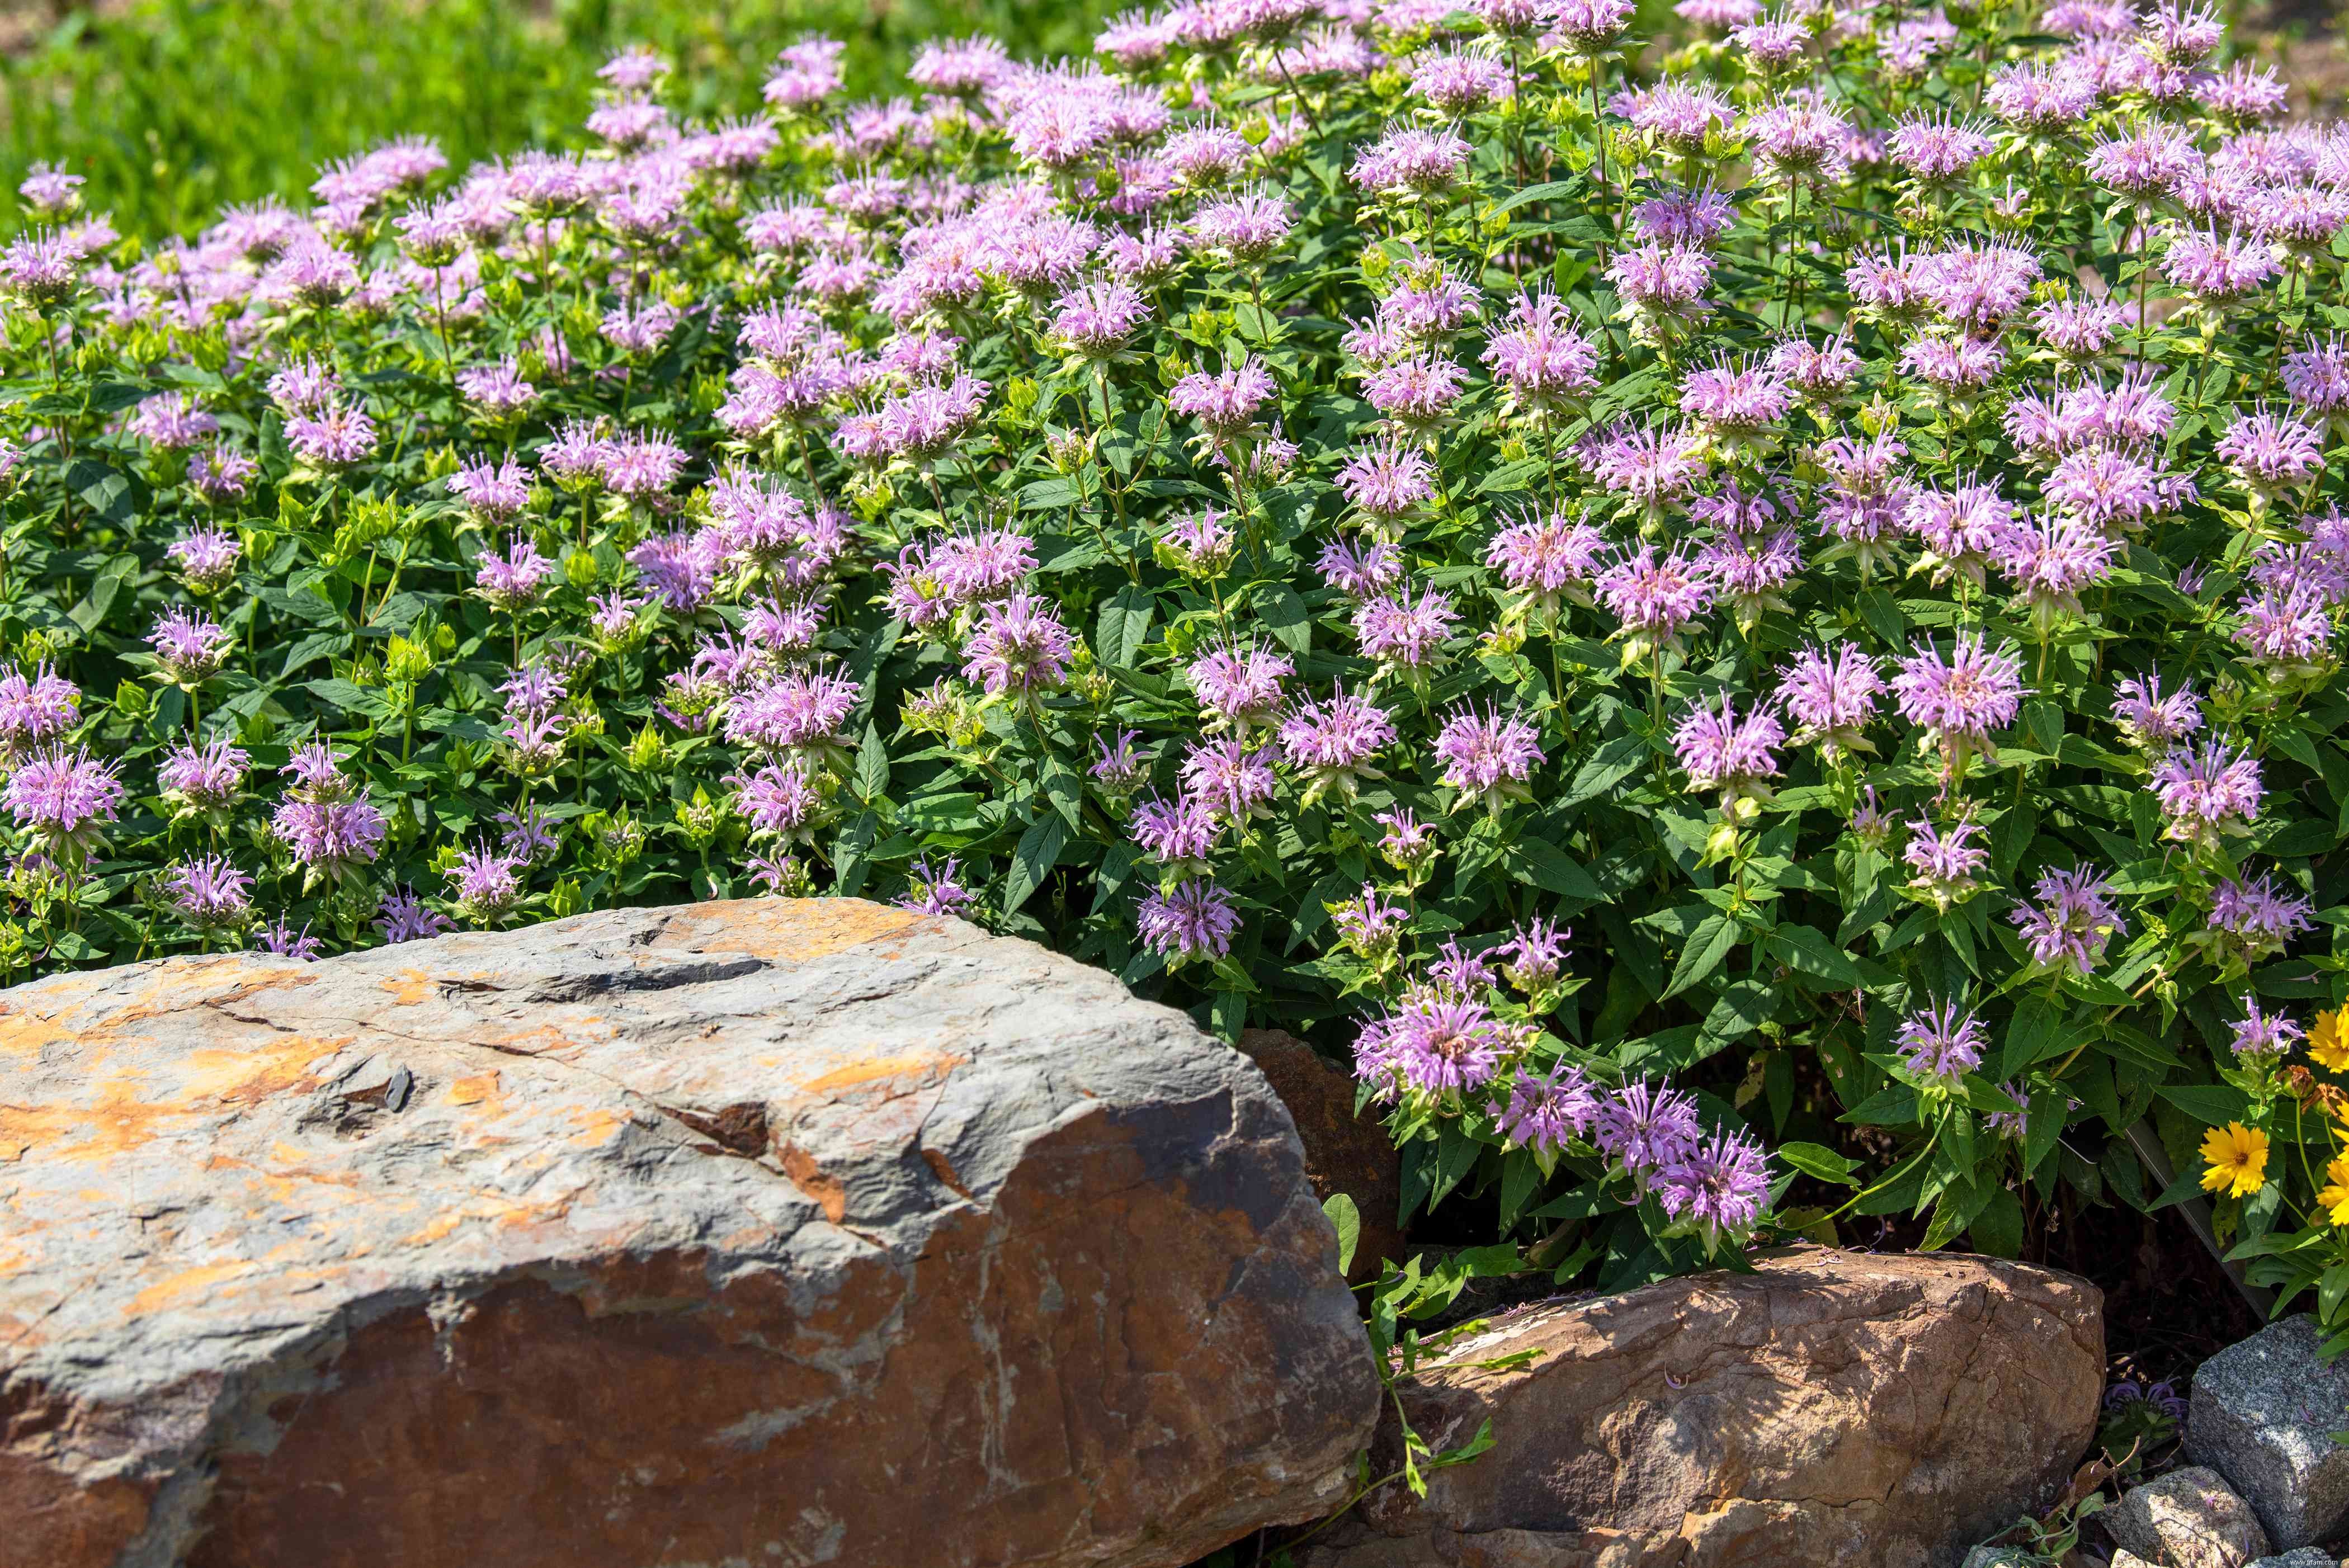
[1238,1028,1407,1282]
[1306,1245,2103,1568]
[0,899,1379,1568]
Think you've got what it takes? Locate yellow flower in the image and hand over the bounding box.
[2201,1122,2270,1200]
[2312,1008,2349,1073]
[2320,1157,2349,1226]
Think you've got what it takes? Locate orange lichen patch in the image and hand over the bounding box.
[176,1036,351,1109]
[400,1193,569,1247]
[0,1034,347,1164]
[446,1073,502,1107]
[378,969,439,1007]
[779,1144,848,1225]
[124,1259,260,1319]
[469,1022,584,1060]
[0,1007,72,1057]
[567,1107,626,1147]
[798,1053,964,1097]
[674,898,918,966]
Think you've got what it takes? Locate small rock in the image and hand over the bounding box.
[2188,1315,2349,1550]
[1238,1028,1406,1283]
[2248,1549,2342,1567]
[2112,1554,2160,1568]
[2105,1466,2271,1568]
[1961,1547,2043,1567]
[1317,1244,2103,1568]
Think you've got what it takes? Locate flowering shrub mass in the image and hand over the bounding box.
[6,0,2349,1299]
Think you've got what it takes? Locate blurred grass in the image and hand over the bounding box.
[0,0,1118,239]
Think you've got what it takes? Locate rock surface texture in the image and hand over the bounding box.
[1305,1246,2104,1568]
[0,899,1380,1568]
[2189,1315,2349,1550]
[2105,1467,2272,1568]
[1236,1028,1405,1283]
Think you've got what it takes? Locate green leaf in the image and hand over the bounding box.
[1096,583,1155,669]
[2157,1084,2253,1126]
[1777,1141,1861,1186]
[1256,582,1311,654]
[1322,1193,1361,1274]
[1664,913,1742,999]
[1968,1187,2025,1258]
[1002,813,1068,914]
[1698,977,1775,1048]
[1765,924,1863,987]
[1500,838,1605,902]
[853,725,891,804]
[1559,734,1646,810]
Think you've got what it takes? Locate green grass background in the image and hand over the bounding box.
[0,0,1119,240]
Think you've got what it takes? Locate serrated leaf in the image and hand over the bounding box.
[1002,813,1067,914]
[1664,913,1741,999]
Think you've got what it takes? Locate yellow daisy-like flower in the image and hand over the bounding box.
[2320,1158,2349,1226]
[2311,1008,2349,1073]
[2201,1122,2270,1200]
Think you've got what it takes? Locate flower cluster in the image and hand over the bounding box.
[0,0,2344,1295]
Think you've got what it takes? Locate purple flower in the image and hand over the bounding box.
[1181,737,1279,822]
[2150,742,2263,848]
[449,455,532,518]
[159,737,249,811]
[1497,1062,1600,1155]
[725,667,859,761]
[2110,673,2204,753]
[2218,410,2324,499]
[1594,1079,1703,1177]
[1779,644,1883,757]
[1893,634,2025,749]
[0,663,81,750]
[162,855,251,929]
[168,527,242,592]
[1487,509,1607,614]
[1352,124,1473,196]
[1498,918,1571,991]
[2207,872,2314,965]
[1279,687,1394,806]
[1654,1128,1771,1241]
[146,607,233,686]
[1337,440,1436,517]
[961,592,1074,699]
[1673,694,1784,802]
[1376,808,1437,871]
[1169,361,1277,437]
[733,765,824,842]
[1378,991,1515,1096]
[2010,867,2126,976]
[1903,816,1989,908]
[1316,536,1403,600]
[2230,998,2303,1060]
[1090,728,1149,794]
[474,535,556,611]
[1897,1002,1987,1084]
[285,405,377,468]
[374,886,451,944]
[261,918,324,960]
[1137,878,1241,967]
[1433,705,1544,807]
[1133,793,1224,867]
[5,747,123,854]
[445,842,526,921]
[1329,882,1408,958]
[1048,280,1150,358]
[1355,584,1460,672]
[1596,544,1716,654]
[898,855,977,918]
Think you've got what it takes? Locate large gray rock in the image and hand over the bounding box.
[0,898,1380,1568]
[2105,1467,2271,1568]
[1303,1245,2104,1568]
[2248,1550,2341,1567]
[2189,1315,2349,1549]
